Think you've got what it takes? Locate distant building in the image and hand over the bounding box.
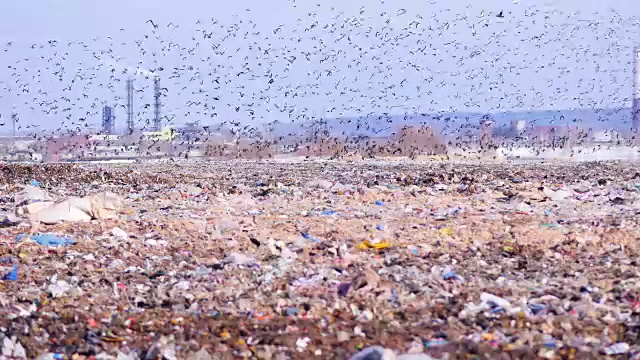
[591,130,623,143]
[510,120,527,136]
[177,121,212,142]
[525,125,583,147]
[89,134,122,142]
[45,135,90,162]
[142,127,176,141]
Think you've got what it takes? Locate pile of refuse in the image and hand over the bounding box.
[0,160,639,359]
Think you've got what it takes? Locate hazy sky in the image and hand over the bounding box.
[0,0,639,133]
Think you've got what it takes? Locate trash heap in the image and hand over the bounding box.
[0,161,639,359]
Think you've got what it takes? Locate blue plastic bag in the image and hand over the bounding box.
[16,233,76,247]
[2,265,17,281]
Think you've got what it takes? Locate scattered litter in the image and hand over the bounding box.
[0,162,636,358]
[442,271,457,281]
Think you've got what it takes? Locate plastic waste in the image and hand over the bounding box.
[285,307,300,316]
[111,227,128,239]
[128,193,143,201]
[16,233,76,247]
[480,292,513,311]
[301,232,319,242]
[188,348,214,360]
[221,252,254,266]
[17,201,54,216]
[358,240,390,250]
[337,282,351,297]
[603,343,630,355]
[424,339,449,348]
[2,264,18,281]
[28,192,123,224]
[397,355,436,360]
[116,352,137,360]
[0,214,20,227]
[307,179,333,189]
[349,346,396,360]
[442,271,457,281]
[48,280,72,298]
[543,187,571,201]
[14,185,49,205]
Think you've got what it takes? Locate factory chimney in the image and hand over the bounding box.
[126,78,134,135]
[634,46,640,134]
[153,76,161,131]
[102,105,115,134]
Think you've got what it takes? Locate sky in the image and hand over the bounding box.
[0,0,639,134]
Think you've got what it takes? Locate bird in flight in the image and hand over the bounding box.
[146,20,159,29]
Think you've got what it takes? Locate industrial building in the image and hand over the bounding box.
[511,120,527,136]
[591,129,623,143]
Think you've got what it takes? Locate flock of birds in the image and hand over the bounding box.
[0,2,638,159]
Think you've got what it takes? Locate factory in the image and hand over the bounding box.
[104,75,164,135]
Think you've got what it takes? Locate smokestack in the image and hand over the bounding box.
[634,47,640,133]
[153,76,161,131]
[102,105,115,134]
[126,78,134,135]
[11,111,17,149]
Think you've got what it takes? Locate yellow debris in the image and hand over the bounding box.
[358,240,391,250]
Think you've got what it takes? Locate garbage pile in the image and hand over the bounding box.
[0,160,639,359]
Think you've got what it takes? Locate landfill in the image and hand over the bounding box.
[0,160,639,359]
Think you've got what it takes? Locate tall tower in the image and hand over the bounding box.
[11,111,17,149]
[633,47,640,133]
[153,76,161,131]
[102,105,115,134]
[126,78,134,135]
